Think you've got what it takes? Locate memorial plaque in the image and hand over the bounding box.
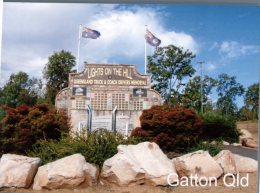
[92,115,112,131]
[91,115,130,135]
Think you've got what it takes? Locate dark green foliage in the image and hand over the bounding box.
[28,131,140,167]
[0,71,42,108]
[243,83,259,120]
[0,107,5,120]
[0,104,70,155]
[201,113,240,143]
[43,50,76,104]
[147,45,196,103]
[216,73,244,116]
[237,106,251,121]
[182,75,217,112]
[131,106,202,152]
[185,141,223,156]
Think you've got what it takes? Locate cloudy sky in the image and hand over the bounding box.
[1,3,260,105]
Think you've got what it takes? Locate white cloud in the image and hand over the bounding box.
[160,31,198,52]
[204,40,260,73]
[206,62,217,71]
[80,7,198,67]
[1,3,198,84]
[214,41,259,59]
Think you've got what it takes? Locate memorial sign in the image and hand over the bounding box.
[56,64,161,135]
[71,65,148,86]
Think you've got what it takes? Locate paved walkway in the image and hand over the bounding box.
[223,145,258,160]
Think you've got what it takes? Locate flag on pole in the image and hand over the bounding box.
[82,27,101,39]
[145,29,161,47]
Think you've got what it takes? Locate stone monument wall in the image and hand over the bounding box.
[55,64,161,135]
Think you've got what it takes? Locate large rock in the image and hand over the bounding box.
[33,154,98,190]
[0,154,41,188]
[241,138,258,148]
[173,150,223,181]
[101,142,178,186]
[233,154,257,173]
[240,129,253,139]
[239,129,253,144]
[214,150,237,174]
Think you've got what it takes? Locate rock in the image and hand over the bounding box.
[241,138,258,148]
[214,150,237,174]
[239,129,253,144]
[0,154,41,188]
[233,154,257,173]
[222,141,230,146]
[33,154,98,190]
[210,141,217,145]
[240,129,253,139]
[173,150,223,181]
[231,143,242,147]
[101,142,178,186]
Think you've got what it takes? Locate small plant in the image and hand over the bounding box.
[201,112,240,143]
[185,141,223,156]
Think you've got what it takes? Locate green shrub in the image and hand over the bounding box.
[28,130,140,167]
[185,141,223,156]
[201,113,240,143]
[0,104,70,155]
[131,105,202,152]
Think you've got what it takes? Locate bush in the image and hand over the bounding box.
[201,113,240,143]
[131,105,202,152]
[28,130,140,167]
[0,104,70,155]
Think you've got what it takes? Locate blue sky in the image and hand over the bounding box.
[1,3,260,106]
[156,5,260,82]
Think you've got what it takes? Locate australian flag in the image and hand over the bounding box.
[145,29,161,47]
[82,27,101,39]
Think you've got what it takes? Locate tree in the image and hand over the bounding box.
[0,71,42,108]
[216,73,244,116]
[237,106,251,121]
[43,50,76,104]
[147,45,196,103]
[244,83,259,119]
[182,75,217,112]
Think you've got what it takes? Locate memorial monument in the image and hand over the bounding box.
[55,64,161,135]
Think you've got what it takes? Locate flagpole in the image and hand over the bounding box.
[76,24,82,73]
[144,25,147,75]
[0,0,3,80]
